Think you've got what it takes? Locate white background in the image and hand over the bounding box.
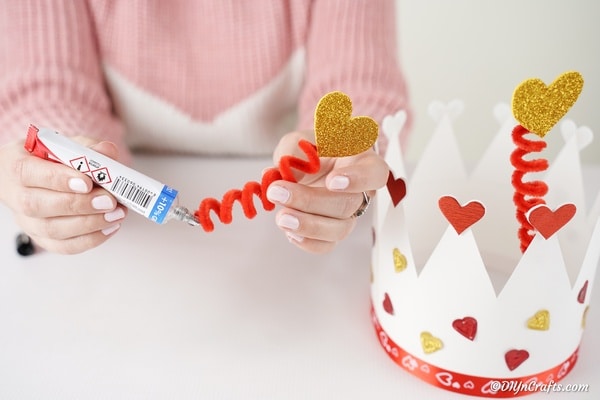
[396,0,600,164]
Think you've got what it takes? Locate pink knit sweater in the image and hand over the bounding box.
[0,0,410,155]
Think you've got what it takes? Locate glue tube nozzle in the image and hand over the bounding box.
[170,206,200,226]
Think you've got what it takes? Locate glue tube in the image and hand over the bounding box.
[24,125,199,226]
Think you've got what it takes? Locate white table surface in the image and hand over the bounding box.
[0,155,598,400]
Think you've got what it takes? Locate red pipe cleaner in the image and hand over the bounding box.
[510,125,549,252]
[194,139,320,232]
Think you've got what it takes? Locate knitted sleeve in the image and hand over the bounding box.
[0,0,125,148]
[298,0,411,145]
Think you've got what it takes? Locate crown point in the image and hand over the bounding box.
[428,100,464,122]
[382,109,407,140]
[560,119,593,151]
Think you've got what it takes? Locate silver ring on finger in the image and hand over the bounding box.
[352,191,371,218]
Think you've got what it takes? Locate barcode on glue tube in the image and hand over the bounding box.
[110,176,156,210]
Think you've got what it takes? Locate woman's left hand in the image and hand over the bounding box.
[268,131,389,253]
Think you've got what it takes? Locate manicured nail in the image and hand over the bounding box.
[104,208,125,222]
[101,224,120,236]
[68,178,88,193]
[92,195,114,210]
[267,185,290,204]
[286,231,304,243]
[277,214,300,230]
[328,175,350,190]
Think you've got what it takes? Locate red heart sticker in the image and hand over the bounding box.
[578,280,588,304]
[528,203,576,239]
[452,317,477,341]
[383,293,394,315]
[438,196,485,234]
[386,171,406,207]
[505,349,529,371]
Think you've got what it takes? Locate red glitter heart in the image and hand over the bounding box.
[383,293,394,315]
[452,317,477,341]
[438,196,485,234]
[578,280,588,304]
[505,349,529,371]
[386,171,406,207]
[528,204,576,239]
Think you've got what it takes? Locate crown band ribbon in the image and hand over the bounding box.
[371,306,578,398]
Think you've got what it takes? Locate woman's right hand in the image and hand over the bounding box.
[0,138,128,254]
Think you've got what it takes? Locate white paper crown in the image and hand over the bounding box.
[371,99,600,397]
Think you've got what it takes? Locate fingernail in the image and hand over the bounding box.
[328,175,350,190]
[101,224,120,236]
[104,208,125,222]
[92,195,114,210]
[277,214,300,230]
[267,185,290,204]
[286,231,304,243]
[68,178,88,193]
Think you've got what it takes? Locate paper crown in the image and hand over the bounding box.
[371,72,599,397]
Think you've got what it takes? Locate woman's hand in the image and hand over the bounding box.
[268,131,388,253]
[0,138,128,254]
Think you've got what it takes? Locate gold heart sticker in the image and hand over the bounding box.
[512,71,584,137]
[314,91,379,157]
[526,309,550,331]
[420,331,443,354]
[392,248,407,273]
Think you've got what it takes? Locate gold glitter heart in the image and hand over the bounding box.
[512,71,584,137]
[582,306,589,329]
[526,309,550,331]
[420,331,443,354]
[393,248,407,273]
[314,91,379,157]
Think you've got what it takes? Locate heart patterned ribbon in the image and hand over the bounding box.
[371,305,579,397]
